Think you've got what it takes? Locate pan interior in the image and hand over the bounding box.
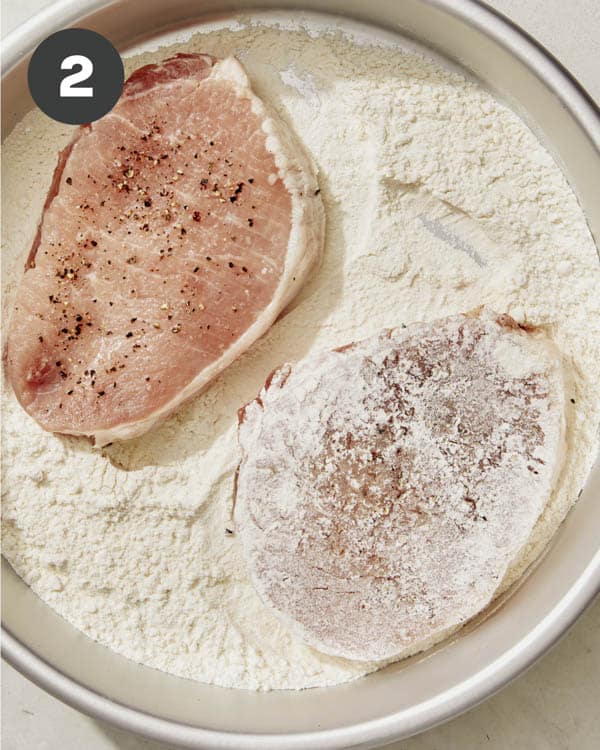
[2,3,599,746]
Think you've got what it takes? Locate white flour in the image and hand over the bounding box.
[2,23,599,690]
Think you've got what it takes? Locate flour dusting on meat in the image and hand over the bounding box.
[235,311,566,661]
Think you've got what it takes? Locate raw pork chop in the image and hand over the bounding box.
[235,311,566,661]
[5,53,324,444]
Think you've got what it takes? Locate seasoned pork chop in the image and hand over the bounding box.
[5,53,324,444]
[235,311,566,661]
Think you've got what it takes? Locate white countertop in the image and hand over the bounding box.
[2,1,599,749]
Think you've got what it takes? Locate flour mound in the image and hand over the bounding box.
[2,22,598,690]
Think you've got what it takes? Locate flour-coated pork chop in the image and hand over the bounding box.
[5,53,324,444]
[235,311,566,661]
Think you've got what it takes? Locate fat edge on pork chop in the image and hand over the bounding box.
[5,53,324,445]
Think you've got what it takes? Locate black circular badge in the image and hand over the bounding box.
[28,28,124,125]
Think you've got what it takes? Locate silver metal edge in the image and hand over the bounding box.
[2,1,599,747]
[3,561,600,750]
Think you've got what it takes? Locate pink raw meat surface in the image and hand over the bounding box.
[5,54,324,444]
